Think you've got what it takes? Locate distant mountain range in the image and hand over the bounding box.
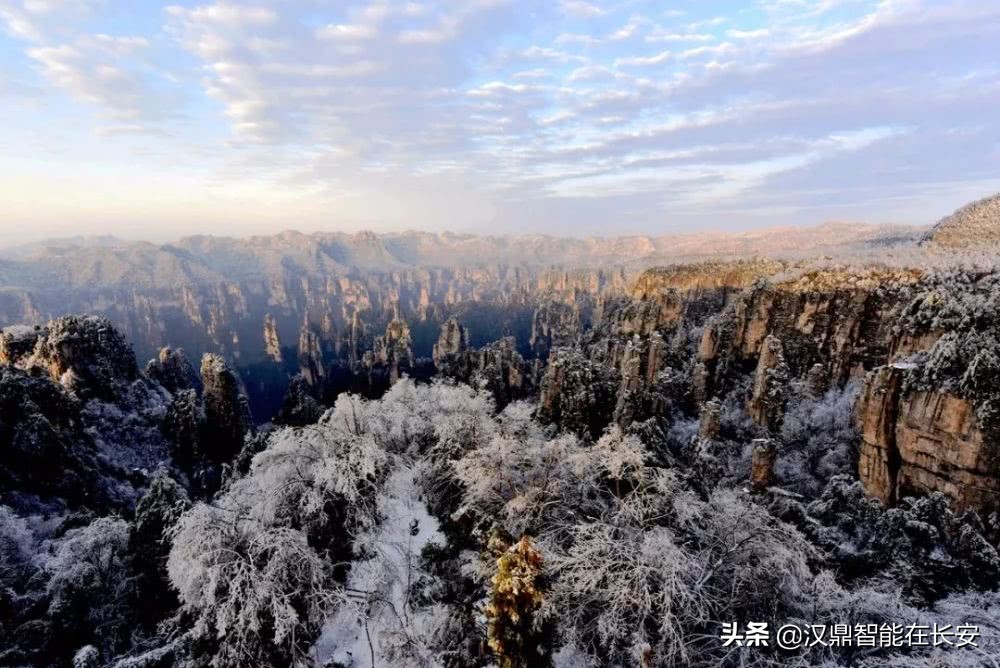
[0,222,924,291]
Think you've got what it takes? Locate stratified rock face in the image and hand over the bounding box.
[373,318,414,385]
[537,348,617,440]
[748,335,789,431]
[699,400,721,441]
[856,363,1000,512]
[750,438,777,493]
[856,366,904,505]
[611,333,671,428]
[199,353,254,466]
[263,314,283,364]
[530,301,580,360]
[145,347,200,395]
[0,325,45,366]
[26,315,139,400]
[298,324,326,389]
[707,268,924,390]
[432,317,469,369]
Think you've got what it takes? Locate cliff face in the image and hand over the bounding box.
[857,364,1000,511]
[713,269,924,384]
[298,324,326,389]
[432,318,537,407]
[6,215,1000,516]
[263,314,283,363]
[748,335,789,432]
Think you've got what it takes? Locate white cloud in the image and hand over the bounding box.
[3,0,1000,236]
[558,0,605,18]
[615,49,671,67]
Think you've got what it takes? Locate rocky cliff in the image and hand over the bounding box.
[856,364,1000,512]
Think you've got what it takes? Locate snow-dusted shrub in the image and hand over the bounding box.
[0,504,33,585]
[44,517,132,657]
[73,644,99,668]
[795,476,1000,604]
[778,381,860,498]
[450,422,640,538]
[549,474,818,667]
[419,383,500,522]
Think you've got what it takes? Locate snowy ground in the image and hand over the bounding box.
[313,459,446,667]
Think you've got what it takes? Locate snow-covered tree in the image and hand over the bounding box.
[167,398,390,666]
[44,517,132,660]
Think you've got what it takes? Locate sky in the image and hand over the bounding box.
[0,0,998,243]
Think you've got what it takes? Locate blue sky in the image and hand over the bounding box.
[1,0,999,242]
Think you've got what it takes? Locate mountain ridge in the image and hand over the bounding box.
[0,221,925,291]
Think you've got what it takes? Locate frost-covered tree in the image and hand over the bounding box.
[167,395,390,666]
[129,474,190,628]
[44,517,133,661]
[778,381,860,498]
[168,502,336,667]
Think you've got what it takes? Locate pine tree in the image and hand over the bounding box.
[485,534,548,668]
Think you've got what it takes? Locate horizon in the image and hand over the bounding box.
[2,1,999,243]
[0,215,931,251]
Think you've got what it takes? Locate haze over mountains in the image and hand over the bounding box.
[0,199,985,423]
[0,221,923,290]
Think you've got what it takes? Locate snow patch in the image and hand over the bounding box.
[313,460,446,667]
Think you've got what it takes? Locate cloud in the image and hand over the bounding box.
[614,49,671,67]
[3,0,1000,236]
[558,1,605,19]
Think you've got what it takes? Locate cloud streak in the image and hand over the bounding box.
[0,0,998,240]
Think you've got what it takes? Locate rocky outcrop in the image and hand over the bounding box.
[530,301,581,360]
[537,348,617,440]
[748,335,789,431]
[698,400,721,441]
[856,363,1000,512]
[162,388,205,476]
[145,347,200,395]
[371,318,414,386]
[0,325,45,366]
[805,363,829,399]
[611,333,670,428]
[0,365,110,510]
[25,316,139,400]
[750,438,777,493]
[274,375,325,427]
[432,317,470,370]
[298,324,326,389]
[921,193,1000,249]
[200,354,254,469]
[263,314,283,364]
[474,337,536,408]
[431,316,535,407]
[856,365,904,504]
[713,269,924,387]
